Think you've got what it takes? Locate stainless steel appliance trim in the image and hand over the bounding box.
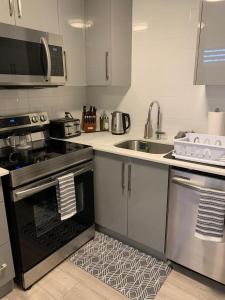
[0,264,7,272]
[0,23,65,87]
[10,147,93,188]
[63,50,68,81]
[14,162,94,201]
[22,225,95,289]
[40,37,51,82]
[172,176,225,193]
[121,162,125,191]
[9,0,14,16]
[0,112,49,132]
[128,164,132,193]
[105,51,109,81]
[166,168,225,285]
[17,0,22,18]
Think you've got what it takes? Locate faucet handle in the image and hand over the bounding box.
[155,130,165,140]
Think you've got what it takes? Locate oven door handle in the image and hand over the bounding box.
[14,165,93,201]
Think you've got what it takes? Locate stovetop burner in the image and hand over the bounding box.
[0,139,90,171]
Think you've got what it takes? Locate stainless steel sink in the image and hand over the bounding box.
[115,140,174,154]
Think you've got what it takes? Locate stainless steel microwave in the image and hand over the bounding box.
[0,22,65,87]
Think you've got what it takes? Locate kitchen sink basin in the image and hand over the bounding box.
[115,140,174,154]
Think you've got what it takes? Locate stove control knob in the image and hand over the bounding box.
[31,116,39,123]
[40,115,46,122]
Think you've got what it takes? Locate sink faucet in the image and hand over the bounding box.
[144,101,165,139]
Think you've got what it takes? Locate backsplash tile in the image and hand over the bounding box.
[0,86,86,120]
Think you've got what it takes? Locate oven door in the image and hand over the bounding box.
[0,22,65,87]
[10,161,94,274]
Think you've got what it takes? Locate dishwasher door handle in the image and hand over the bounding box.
[172,176,225,194]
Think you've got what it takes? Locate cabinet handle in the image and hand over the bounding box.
[128,164,132,193]
[121,162,125,191]
[0,264,7,272]
[41,37,51,82]
[105,51,109,81]
[63,50,68,81]
[9,0,14,16]
[17,0,22,18]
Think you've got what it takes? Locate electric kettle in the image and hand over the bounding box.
[111,111,131,135]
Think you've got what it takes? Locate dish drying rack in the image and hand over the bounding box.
[173,133,225,166]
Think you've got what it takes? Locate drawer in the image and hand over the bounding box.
[0,243,14,288]
[0,202,9,246]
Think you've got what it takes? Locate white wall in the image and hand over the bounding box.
[0,87,86,120]
[87,0,225,137]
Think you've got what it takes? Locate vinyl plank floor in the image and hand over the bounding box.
[2,262,225,300]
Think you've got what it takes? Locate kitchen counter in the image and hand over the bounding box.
[65,132,225,177]
[0,168,9,177]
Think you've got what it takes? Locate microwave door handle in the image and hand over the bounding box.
[41,37,51,82]
[14,164,94,201]
[172,176,225,194]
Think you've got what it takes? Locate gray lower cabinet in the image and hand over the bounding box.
[127,159,169,255]
[94,152,128,236]
[0,243,15,296]
[94,151,169,256]
[0,179,15,297]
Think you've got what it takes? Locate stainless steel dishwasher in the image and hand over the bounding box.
[166,167,225,284]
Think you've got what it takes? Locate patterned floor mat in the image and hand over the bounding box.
[69,232,171,300]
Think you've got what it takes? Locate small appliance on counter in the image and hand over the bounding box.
[82,106,97,133]
[111,111,131,135]
[50,112,81,139]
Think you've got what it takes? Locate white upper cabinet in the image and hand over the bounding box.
[0,0,15,25]
[195,0,225,85]
[58,0,86,86]
[85,0,132,86]
[14,0,59,33]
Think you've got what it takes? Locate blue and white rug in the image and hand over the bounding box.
[69,232,171,300]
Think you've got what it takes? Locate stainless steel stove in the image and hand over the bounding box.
[0,112,95,289]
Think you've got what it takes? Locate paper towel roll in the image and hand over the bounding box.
[208,111,225,136]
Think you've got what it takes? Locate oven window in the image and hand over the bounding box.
[13,171,94,273]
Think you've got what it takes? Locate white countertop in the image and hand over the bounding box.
[65,132,225,177]
[0,168,9,177]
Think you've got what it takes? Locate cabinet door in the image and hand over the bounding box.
[58,0,86,86]
[0,0,15,25]
[85,0,111,86]
[0,203,9,247]
[0,243,15,288]
[127,160,169,255]
[14,0,59,34]
[94,152,127,236]
[111,0,132,86]
[195,1,225,85]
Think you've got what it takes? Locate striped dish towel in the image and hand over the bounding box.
[195,188,225,242]
[56,173,77,221]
